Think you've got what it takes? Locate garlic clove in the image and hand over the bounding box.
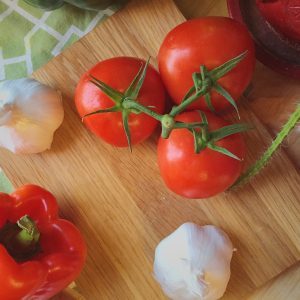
[0,125,55,154]
[154,223,234,300]
[0,79,64,154]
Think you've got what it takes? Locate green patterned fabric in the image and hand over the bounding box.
[0,1,120,188]
[0,169,13,193]
[0,0,119,80]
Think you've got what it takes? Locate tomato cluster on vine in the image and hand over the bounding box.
[75,17,255,199]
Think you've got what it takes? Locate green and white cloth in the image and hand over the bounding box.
[0,1,120,186]
[0,0,119,80]
[0,169,13,193]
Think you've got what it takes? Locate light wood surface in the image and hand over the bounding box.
[175,0,228,18]
[53,284,86,300]
[1,0,300,299]
[246,262,300,300]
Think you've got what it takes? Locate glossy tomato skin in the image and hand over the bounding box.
[75,57,166,147]
[158,17,255,112]
[256,0,300,42]
[157,111,246,199]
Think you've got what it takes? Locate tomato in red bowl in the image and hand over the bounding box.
[227,0,300,78]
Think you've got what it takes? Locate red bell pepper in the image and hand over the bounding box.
[0,185,87,300]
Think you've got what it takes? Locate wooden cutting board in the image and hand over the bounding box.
[247,262,300,300]
[1,0,299,299]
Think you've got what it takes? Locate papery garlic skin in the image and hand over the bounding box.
[154,223,234,300]
[0,79,64,154]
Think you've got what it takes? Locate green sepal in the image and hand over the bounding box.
[187,111,209,154]
[122,110,132,152]
[199,110,208,126]
[200,65,216,113]
[186,110,249,159]
[177,52,247,116]
[174,121,207,129]
[204,92,215,113]
[210,123,253,142]
[191,129,200,154]
[200,65,206,81]
[89,75,123,102]
[207,143,241,161]
[125,58,150,100]
[213,82,240,118]
[82,106,120,119]
[124,63,144,98]
[192,72,202,91]
[209,51,248,81]
[191,129,201,154]
[182,86,196,102]
[198,111,209,142]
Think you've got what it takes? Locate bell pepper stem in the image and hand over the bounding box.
[16,215,40,246]
[0,215,40,262]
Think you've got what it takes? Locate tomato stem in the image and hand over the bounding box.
[161,114,176,138]
[169,78,211,117]
[122,98,163,121]
[86,54,250,154]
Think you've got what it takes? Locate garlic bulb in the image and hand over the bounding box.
[0,79,64,154]
[154,223,234,300]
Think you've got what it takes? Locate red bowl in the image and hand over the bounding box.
[227,0,300,78]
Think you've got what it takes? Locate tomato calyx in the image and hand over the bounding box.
[0,215,41,262]
[83,58,157,150]
[186,110,251,160]
[169,51,248,118]
[84,54,251,156]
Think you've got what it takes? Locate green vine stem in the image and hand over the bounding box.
[169,77,212,117]
[85,53,250,157]
[232,104,300,188]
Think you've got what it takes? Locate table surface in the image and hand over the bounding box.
[61,1,300,298]
[1,1,300,299]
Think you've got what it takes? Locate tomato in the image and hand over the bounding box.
[256,0,300,42]
[157,111,246,199]
[75,57,166,147]
[158,17,255,112]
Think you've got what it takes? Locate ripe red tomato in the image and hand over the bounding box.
[75,57,166,147]
[256,0,300,42]
[158,17,255,112]
[157,111,246,199]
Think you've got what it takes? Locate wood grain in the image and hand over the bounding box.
[174,0,228,18]
[53,285,86,300]
[1,0,300,299]
[246,262,300,300]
